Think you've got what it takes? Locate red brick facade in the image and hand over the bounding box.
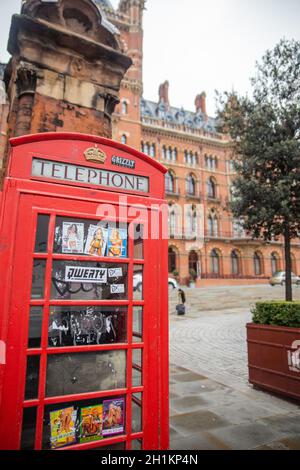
[109,2,300,286]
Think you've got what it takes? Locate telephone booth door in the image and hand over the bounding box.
[0,134,169,450]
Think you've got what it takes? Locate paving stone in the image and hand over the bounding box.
[261,414,300,435]
[171,396,208,413]
[170,379,226,397]
[205,400,280,426]
[170,410,229,436]
[170,431,230,451]
[208,422,287,450]
[172,372,207,383]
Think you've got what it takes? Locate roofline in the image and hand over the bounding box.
[10,132,168,174]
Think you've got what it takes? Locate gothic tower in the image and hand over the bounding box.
[107,0,146,149]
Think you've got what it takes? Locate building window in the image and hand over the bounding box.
[205,155,217,171]
[169,210,176,237]
[232,218,245,238]
[231,250,240,275]
[207,177,217,199]
[254,252,263,276]
[186,174,196,196]
[210,249,220,275]
[166,147,172,161]
[208,213,218,237]
[121,101,128,115]
[291,254,297,274]
[172,148,177,162]
[121,135,127,145]
[168,247,177,273]
[271,253,280,275]
[184,150,197,166]
[150,144,156,158]
[189,251,199,279]
[165,171,175,193]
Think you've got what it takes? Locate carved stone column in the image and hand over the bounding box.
[14,67,37,137]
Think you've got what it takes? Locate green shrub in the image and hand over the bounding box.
[252,301,300,328]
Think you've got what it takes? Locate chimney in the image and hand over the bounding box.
[158,80,170,107]
[195,92,207,117]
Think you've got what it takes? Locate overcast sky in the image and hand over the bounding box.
[1,0,300,115]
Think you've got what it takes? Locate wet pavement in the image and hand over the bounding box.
[169,285,300,450]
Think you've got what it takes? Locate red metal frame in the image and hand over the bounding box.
[0,133,169,450]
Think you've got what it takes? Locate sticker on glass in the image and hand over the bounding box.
[108,268,123,278]
[50,407,77,449]
[107,228,127,258]
[80,405,103,444]
[65,266,108,283]
[110,284,125,294]
[102,398,125,437]
[85,225,108,257]
[62,222,84,254]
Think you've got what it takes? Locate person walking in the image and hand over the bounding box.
[176,288,186,316]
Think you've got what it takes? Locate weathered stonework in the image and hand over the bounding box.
[4,0,132,150]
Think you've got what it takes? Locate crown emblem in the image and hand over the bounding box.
[84,145,107,164]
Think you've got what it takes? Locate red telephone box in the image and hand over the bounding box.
[0,133,169,451]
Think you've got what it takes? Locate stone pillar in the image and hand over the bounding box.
[15,67,37,137]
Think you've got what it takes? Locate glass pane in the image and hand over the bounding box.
[35,215,50,253]
[133,265,143,301]
[133,307,143,343]
[28,307,43,349]
[132,399,142,433]
[48,307,127,347]
[133,225,144,260]
[46,351,126,397]
[25,356,40,400]
[132,440,143,450]
[31,260,46,299]
[51,261,128,301]
[21,407,37,450]
[54,217,128,259]
[132,349,143,387]
[43,397,126,449]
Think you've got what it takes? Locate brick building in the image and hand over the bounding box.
[0,0,299,285]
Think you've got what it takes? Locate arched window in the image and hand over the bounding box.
[166,147,172,161]
[254,252,263,276]
[207,177,216,199]
[162,146,166,159]
[168,247,177,273]
[210,249,220,275]
[231,250,240,275]
[169,210,176,237]
[186,174,196,196]
[208,213,218,237]
[143,142,149,155]
[271,253,280,275]
[121,101,128,115]
[150,144,155,158]
[291,253,297,275]
[165,171,175,193]
[121,135,127,145]
[172,148,177,162]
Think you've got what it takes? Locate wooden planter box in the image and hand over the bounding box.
[247,323,300,401]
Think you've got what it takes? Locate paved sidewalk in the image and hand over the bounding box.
[169,288,300,450]
[170,364,300,450]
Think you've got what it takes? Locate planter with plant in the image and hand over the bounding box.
[247,301,300,400]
